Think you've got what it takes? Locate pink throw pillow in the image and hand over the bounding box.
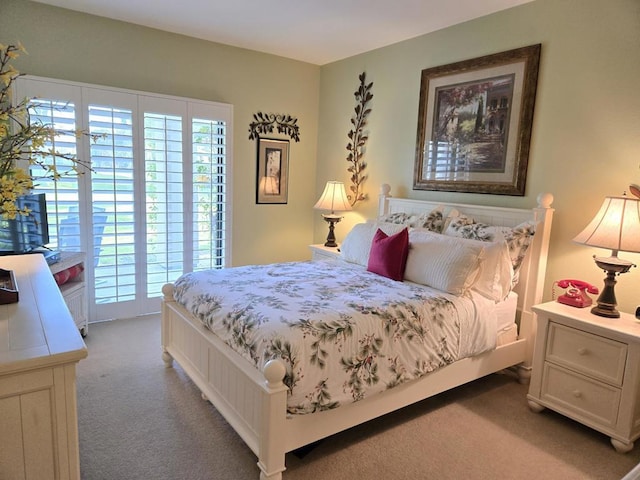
[53,268,71,286]
[367,227,409,281]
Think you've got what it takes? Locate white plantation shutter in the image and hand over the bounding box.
[144,112,185,298]
[16,76,233,321]
[26,99,82,251]
[88,103,137,311]
[192,117,227,270]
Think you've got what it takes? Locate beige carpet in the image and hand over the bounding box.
[77,315,640,480]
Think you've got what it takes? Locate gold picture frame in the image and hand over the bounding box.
[256,138,289,204]
[414,44,541,196]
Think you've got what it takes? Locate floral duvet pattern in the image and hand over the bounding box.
[173,261,497,415]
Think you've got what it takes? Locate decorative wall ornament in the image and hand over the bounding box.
[346,72,373,207]
[248,112,300,142]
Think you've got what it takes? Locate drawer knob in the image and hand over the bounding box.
[573,390,582,398]
[577,347,588,355]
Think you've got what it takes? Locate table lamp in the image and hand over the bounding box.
[314,181,352,247]
[573,194,640,318]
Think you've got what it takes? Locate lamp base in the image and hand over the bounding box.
[591,302,620,318]
[591,255,635,319]
[322,214,342,248]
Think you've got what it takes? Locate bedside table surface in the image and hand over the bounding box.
[308,244,341,262]
[309,244,340,253]
[534,301,640,343]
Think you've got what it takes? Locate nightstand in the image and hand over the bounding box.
[528,301,640,452]
[308,244,341,262]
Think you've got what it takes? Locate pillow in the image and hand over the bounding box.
[404,230,485,295]
[378,206,446,233]
[442,207,460,233]
[472,239,513,301]
[341,222,406,266]
[409,228,512,301]
[444,215,537,282]
[53,264,84,286]
[367,228,409,281]
[415,206,446,232]
[53,268,71,286]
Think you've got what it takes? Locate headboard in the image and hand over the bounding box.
[377,184,555,371]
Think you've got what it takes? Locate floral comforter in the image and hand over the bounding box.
[173,260,498,415]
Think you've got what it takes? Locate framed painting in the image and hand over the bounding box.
[413,44,541,196]
[256,138,289,204]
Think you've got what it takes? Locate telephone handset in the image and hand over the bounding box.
[553,279,599,308]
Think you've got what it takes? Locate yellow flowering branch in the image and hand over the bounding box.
[0,43,97,219]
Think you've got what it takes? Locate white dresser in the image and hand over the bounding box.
[528,301,640,453]
[0,254,87,480]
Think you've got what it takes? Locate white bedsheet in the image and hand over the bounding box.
[496,292,518,331]
[173,261,501,414]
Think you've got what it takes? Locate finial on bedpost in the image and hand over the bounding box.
[161,283,175,300]
[263,359,286,388]
[536,192,553,209]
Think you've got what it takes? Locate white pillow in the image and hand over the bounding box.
[409,228,513,301]
[405,230,485,295]
[444,215,537,288]
[465,237,513,302]
[340,222,406,266]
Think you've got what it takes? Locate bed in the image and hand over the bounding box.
[161,185,554,479]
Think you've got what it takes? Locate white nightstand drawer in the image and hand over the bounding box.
[547,322,627,386]
[542,362,621,428]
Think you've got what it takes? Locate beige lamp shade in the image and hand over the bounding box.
[573,195,640,254]
[313,181,352,213]
[573,195,640,318]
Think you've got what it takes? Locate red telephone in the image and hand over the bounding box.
[554,279,599,308]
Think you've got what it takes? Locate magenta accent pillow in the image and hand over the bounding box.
[366,227,409,281]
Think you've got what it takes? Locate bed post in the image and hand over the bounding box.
[161,283,175,367]
[516,193,554,383]
[257,360,289,480]
[378,183,392,216]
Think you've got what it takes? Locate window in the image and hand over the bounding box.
[16,76,233,321]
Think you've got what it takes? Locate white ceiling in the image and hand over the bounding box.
[33,0,533,65]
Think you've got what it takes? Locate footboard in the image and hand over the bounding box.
[161,284,289,480]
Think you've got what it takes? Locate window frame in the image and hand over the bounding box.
[14,75,234,321]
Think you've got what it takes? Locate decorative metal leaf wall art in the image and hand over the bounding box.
[346,72,373,207]
[248,112,300,142]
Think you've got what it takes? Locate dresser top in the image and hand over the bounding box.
[0,254,87,374]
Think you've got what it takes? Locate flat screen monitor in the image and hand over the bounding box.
[0,193,50,254]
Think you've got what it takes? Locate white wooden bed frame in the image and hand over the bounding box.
[161,185,554,479]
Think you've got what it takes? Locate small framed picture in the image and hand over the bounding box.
[256,138,289,204]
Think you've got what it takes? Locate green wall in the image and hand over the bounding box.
[0,0,321,266]
[3,0,640,313]
[317,0,640,313]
